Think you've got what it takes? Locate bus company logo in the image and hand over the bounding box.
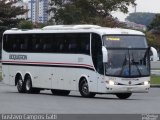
[142,114,159,120]
[9,54,27,60]
[128,81,132,85]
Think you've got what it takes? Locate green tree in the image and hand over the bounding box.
[147,14,160,49]
[148,14,160,32]
[0,0,27,52]
[126,12,155,26]
[49,0,136,27]
[145,32,160,48]
[18,20,34,29]
[0,0,28,28]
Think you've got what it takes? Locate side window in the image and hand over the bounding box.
[91,33,104,74]
[33,34,43,52]
[3,35,8,51]
[4,34,29,52]
[78,33,90,55]
[19,35,28,52]
[3,33,90,54]
[65,34,78,53]
[5,34,21,52]
[55,34,66,53]
[10,35,18,51]
[42,34,52,52]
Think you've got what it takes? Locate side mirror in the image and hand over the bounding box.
[102,46,108,63]
[150,47,159,61]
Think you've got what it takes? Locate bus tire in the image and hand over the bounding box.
[116,93,132,99]
[24,75,40,94]
[51,89,70,96]
[79,78,96,98]
[16,75,25,93]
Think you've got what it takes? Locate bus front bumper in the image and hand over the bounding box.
[105,84,150,93]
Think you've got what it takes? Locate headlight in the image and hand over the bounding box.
[144,81,149,85]
[106,80,115,85]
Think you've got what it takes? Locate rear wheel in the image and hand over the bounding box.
[51,89,70,96]
[79,78,96,98]
[17,76,25,93]
[116,93,132,99]
[24,75,40,94]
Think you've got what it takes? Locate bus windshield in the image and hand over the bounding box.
[103,35,150,77]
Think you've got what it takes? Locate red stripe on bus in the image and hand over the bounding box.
[1,60,94,69]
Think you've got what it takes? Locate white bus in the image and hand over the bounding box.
[1,25,159,99]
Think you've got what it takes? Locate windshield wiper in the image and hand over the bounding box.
[120,54,129,76]
[131,53,142,76]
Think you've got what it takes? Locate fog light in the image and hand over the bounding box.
[144,81,149,85]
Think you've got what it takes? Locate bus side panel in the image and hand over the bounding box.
[8,65,22,86]
[62,68,79,91]
[87,70,98,92]
[37,67,52,89]
[51,67,78,90]
[97,74,107,93]
[31,66,45,88]
[2,65,10,85]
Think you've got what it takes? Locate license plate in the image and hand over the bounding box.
[127,87,132,91]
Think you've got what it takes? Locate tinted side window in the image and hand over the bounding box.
[54,33,90,55]
[3,35,8,51]
[3,33,91,55]
[78,34,90,55]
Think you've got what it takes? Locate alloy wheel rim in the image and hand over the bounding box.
[17,79,23,90]
[26,79,31,91]
[82,82,89,95]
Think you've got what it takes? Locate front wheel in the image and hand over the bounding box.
[79,78,96,98]
[116,93,132,99]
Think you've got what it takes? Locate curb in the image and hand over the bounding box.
[151,84,160,88]
[0,81,4,86]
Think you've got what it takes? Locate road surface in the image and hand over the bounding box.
[0,82,160,114]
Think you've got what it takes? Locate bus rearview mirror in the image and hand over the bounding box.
[102,46,108,63]
[150,47,159,61]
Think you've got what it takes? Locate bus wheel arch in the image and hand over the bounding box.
[15,73,25,93]
[79,77,96,98]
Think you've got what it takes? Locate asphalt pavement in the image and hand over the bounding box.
[0,82,160,114]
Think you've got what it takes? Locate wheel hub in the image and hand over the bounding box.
[17,79,23,89]
[82,83,88,94]
[26,80,31,91]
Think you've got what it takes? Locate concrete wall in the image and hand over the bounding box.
[151,61,160,69]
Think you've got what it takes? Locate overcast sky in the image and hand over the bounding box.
[24,0,160,22]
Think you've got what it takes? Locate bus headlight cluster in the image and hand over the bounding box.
[106,80,115,85]
[144,81,149,85]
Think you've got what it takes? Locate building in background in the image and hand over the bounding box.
[28,0,49,23]
[125,21,147,31]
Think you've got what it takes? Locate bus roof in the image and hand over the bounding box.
[3,25,145,36]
